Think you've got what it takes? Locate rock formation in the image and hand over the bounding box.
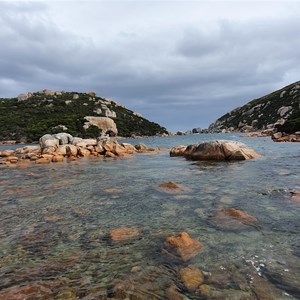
[170,140,261,161]
[83,116,118,136]
[162,231,203,261]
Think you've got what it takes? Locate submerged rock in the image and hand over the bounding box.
[162,232,203,261]
[210,208,257,230]
[179,266,204,291]
[290,191,300,202]
[171,140,261,161]
[109,227,140,242]
[0,283,53,299]
[158,182,189,194]
[166,284,186,300]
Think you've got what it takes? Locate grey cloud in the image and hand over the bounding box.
[0,2,300,131]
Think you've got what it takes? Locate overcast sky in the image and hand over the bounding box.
[1,1,300,131]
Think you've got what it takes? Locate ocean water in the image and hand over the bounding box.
[0,133,299,299]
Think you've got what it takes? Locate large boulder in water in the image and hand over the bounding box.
[171,140,261,161]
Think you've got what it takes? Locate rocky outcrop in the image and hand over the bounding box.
[171,140,261,161]
[162,231,203,261]
[0,134,164,167]
[17,93,28,101]
[272,132,300,142]
[83,116,118,136]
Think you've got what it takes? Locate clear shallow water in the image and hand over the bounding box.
[0,133,299,299]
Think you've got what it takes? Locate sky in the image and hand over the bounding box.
[0,1,300,132]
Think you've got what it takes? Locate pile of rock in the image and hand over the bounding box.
[272,131,300,142]
[0,133,159,166]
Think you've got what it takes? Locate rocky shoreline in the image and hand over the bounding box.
[241,131,300,142]
[0,133,167,167]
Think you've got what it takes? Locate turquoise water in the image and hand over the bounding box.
[0,133,299,299]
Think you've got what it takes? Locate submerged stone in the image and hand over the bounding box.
[210,208,257,230]
[109,227,140,242]
[158,182,189,194]
[290,191,300,202]
[179,266,204,291]
[0,283,53,300]
[166,284,186,300]
[162,231,203,261]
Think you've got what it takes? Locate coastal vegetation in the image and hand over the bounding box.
[0,90,167,142]
[209,81,300,133]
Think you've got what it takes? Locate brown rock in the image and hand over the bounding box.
[158,181,189,194]
[42,146,57,154]
[135,143,148,151]
[41,154,54,160]
[105,151,116,158]
[0,149,15,157]
[251,274,283,300]
[273,134,300,142]
[0,283,53,300]
[179,266,204,291]
[180,140,261,161]
[66,145,78,157]
[6,156,18,163]
[78,148,90,157]
[94,145,104,154]
[113,143,127,156]
[56,289,77,300]
[52,155,64,163]
[35,157,51,164]
[67,156,77,161]
[17,160,30,168]
[121,143,137,153]
[162,232,203,261]
[210,208,257,230]
[103,188,122,193]
[197,284,211,297]
[291,191,300,202]
[170,145,187,157]
[102,141,115,152]
[166,284,186,300]
[109,227,140,242]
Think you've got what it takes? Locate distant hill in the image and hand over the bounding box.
[209,81,300,134]
[0,90,167,142]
